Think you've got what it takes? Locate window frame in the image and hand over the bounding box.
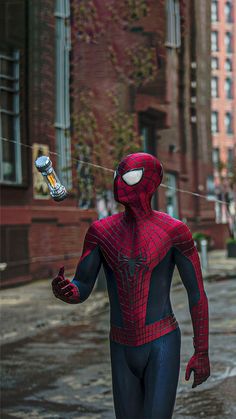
[225,1,233,24]
[225,58,233,72]
[211,0,219,22]
[211,57,219,70]
[225,77,233,99]
[211,76,219,97]
[225,32,233,53]
[211,111,219,133]
[165,0,181,48]
[227,147,234,172]
[211,31,219,52]
[212,147,220,169]
[225,112,233,134]
[165,172,179,219]
[54,0,72,190]
[0,50,22,185]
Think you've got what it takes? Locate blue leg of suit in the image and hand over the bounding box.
[110,327,181,419]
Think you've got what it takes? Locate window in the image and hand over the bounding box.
[212,147,220,168]
[211,1,219,22]
[211,31,219,51]
[55,0,72,189]
[227,148,234,172]
[166,0,181,48]
[211,57,219,70]
[211,111,219,133]
[0,50,22,184]
[225,58,232,71]
[225,32,233,53]
[206,175,215,199]
[225,112,233,134]
[141,127,148,153]
[211,77,219,97]
[225,2,233,23]
[140,123,156,163]
[165,173,179,219]
[225,77,233,99]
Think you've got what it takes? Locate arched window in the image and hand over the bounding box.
[225,32,233,53]
[225,58,232,71]
[225,77,233,99]
[225,1,233,23]
[225,112,233,134]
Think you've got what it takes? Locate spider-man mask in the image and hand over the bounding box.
[113,152,163,219]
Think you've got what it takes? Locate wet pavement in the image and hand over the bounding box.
[1,277,236,419]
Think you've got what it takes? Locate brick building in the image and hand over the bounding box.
[211,0,236,229]
[0,0,222,287]
[0,0,97,287]
[71,0,217,233]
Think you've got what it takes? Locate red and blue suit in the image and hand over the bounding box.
[52,152,210,419]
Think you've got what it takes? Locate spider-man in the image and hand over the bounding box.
[52,152,210,419]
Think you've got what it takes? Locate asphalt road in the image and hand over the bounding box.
[0,277,236,419]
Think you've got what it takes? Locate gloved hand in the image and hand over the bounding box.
[52,266,80,304]
[185,351,210,388]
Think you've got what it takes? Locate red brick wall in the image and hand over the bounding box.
[0,0,98,286]
[0,206,97,287]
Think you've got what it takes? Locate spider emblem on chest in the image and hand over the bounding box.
[118,251,148,277]
[117,251,149,305]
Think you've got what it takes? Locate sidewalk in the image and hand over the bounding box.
[1,275,236,418]
[1,250,235,347]
[206,250,236,279]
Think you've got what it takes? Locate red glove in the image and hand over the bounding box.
[185,350,210,388]
[52,266,80,304]
[185,293,210,388]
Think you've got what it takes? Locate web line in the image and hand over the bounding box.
[0,136,232,205]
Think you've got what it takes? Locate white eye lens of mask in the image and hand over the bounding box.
[113,170,117,180]
[122,169,143,186]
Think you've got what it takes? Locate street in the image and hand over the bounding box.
[1,277,236,419]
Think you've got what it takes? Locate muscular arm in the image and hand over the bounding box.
[52,222,102,304]
[173,222,210,387]
[71,222,102,302]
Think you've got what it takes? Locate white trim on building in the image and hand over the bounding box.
[166,0,181,48]
[55,0,72,189]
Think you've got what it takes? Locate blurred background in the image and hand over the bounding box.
[0,0,236,418]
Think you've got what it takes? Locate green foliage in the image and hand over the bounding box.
[71,1,155,202]
[108,109,141,168]
[72,90,142,198]
[226,237,236,244]
[108,0,150,24]
[125,0,149,21]
[73,92,101,148]
[73,0,104,43]
[192,232,212,249]
[127,45,157,87]
[192,232,207,240]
